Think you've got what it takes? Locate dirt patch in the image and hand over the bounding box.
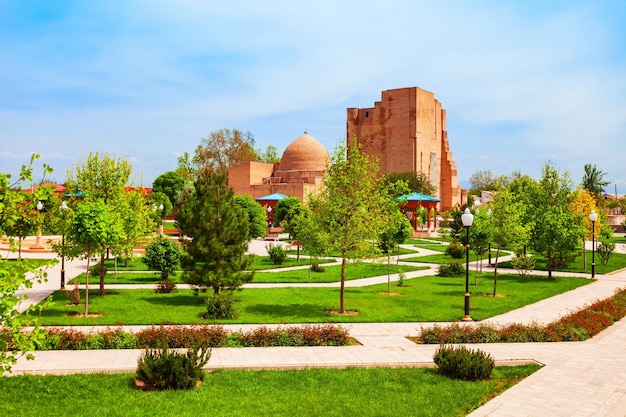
[377,291,403,296]
[483,293,508,298]
[67,312,104,318]
[325,309,360,316]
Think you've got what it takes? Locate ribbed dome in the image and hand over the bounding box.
[279,133,330,171]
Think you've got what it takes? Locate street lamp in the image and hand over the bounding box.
[267,206,273,228]
[487,208,492,266]
[589,210,597,279]
[59,201,68,289]
[461,208,474,321]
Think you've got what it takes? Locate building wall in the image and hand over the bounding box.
[347,86,463,211]
[228,161,275,197]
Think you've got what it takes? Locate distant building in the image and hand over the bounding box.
[346,86,465,211]
[228,132,329,202]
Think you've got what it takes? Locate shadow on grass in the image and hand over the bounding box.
[140,294,204,307]
[244,303,326,318]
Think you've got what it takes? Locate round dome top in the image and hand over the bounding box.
[279,133,330,171]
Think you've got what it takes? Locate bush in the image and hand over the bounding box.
[267,245,287,265]
[135,325,228,348]
[597,239,616,265]
[511,254,535,277]
[202,292,236,320]
[310,261,325,273]
[89,262,107,277]
[397,272,406,287]
[156,279,177,294]
[438,262,465,277]
[143,236,182,280]
[136,344,211,390]
[433,344,494,381]
[65,281,81,305]
[445,241,465,259]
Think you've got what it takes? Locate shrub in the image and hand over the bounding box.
[438,262,465,277]
[89,262,107,277]
[156,278,177,294]
[511,254,535,277]
[143,236,182,280]
[397,272,406,287]
[597,239,616,265]
[135,344,211,390]
[445,241,465,259]
[135,325,228,348]
[310,261,325,273]
[65,281,81,305]
[202,292,236,320]
[267,245,287,265]
[433,344,494,381]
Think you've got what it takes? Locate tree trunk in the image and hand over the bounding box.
[547,250,553,280]
[493,247,501,297]
[99,255,105,296]
[340,257,346,313]
[85,257,90,316]
[582,239,587,271]
[387,252,391,295]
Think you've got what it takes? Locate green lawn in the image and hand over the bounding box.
[248,256,336,271]
[70,272,185,285]
[0,366,540,417]
[252,263,425,283]
[498,251,626,274]
[403,251,499,265]
[39,274,591,325]
[103,257,151,271]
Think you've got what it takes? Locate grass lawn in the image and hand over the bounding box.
[248,256,336,271]
[103,257,151,271]
[71,264,425,285]
[39,274,591,325]
[498,251,626,274]
[0,365,540,417]
[403,251,499,265]
[613,235,626,244]
[252,263,426,283]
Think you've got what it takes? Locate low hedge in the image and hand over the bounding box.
[416,287,626,344]
[31,323,349,351]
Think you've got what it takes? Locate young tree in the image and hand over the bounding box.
[308,138,387,313]
[66,152,133,295]
[0,155,56,374]
[488,189,530,296]
[152,171,186,208]
[289,206,329,276]
[581,163,609,200]
[65,199,125,316]
[529,164,586,279]
[143,236,182,281]
[234,194,267,238]
[176,170,253,296]
[570,188,600,270]
[258,145,281,163]
[114,190,155,270]
[469,208,491,284]
[2,195,40,258]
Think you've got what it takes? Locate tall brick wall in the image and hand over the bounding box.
[347,87,463,211]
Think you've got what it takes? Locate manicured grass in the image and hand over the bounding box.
[498,252,626,274]
[0,366,540,417]
[103,257,151,271]
[411,243,449,253]
[70,272,185,285]
[403,251,499,264]
[612,235,626,244]
[252,263,426,283]
[248,256,336,271]
[39,274,591,325]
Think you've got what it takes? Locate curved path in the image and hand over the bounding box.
[5,238,626,416]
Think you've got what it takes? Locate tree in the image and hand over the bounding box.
[570,188,600,270]
[274,196,304,229]
[114,190,154,269]
[289,206,329,274]
[194,128,259,173]
[581,164,609,200]
[66,152,133,295]
[382,171,437,196]
[258,145,281,163]
[0,155,56,374]
[143,236,182,281]
[468,170,512,195]
[65,199,125,315]
[152,171,186,208]
[176,170,253,296]
[308,138,387,313]
[234,194,267,238]
[488,189,530,296]
[469,208,491,284]
[2,194,40,258]
[529,164,586,279]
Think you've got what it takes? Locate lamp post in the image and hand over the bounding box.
[589,210,597,279]
[59,201,68,290]
[487,208,492,266]
[267,206,273,228]
[461,208,474,321]
[30,201,45,249]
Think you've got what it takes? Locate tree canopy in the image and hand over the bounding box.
[382,171,437,196]
[152,171,186,207]
[581,163,609,200]
[194,128,259,173]
[234,194,267,239]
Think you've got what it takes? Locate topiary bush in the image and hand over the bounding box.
[135,344,211,390]
[267,245,287,265]
[433,344,494,381]
[202,292,236,320]
[445,241,465,259]
[438,262,465,277]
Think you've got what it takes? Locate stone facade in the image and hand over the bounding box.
[346,87,464,211]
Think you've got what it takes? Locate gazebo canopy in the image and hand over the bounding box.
[399,192,441,202]
[256,193,288,201]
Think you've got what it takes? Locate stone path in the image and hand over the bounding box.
[4,237,626,416]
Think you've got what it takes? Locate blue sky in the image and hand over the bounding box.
[1,1,625,194]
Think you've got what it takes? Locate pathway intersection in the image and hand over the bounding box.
[4,237,626,416]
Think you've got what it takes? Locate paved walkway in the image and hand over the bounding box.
[5,237,626,416]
